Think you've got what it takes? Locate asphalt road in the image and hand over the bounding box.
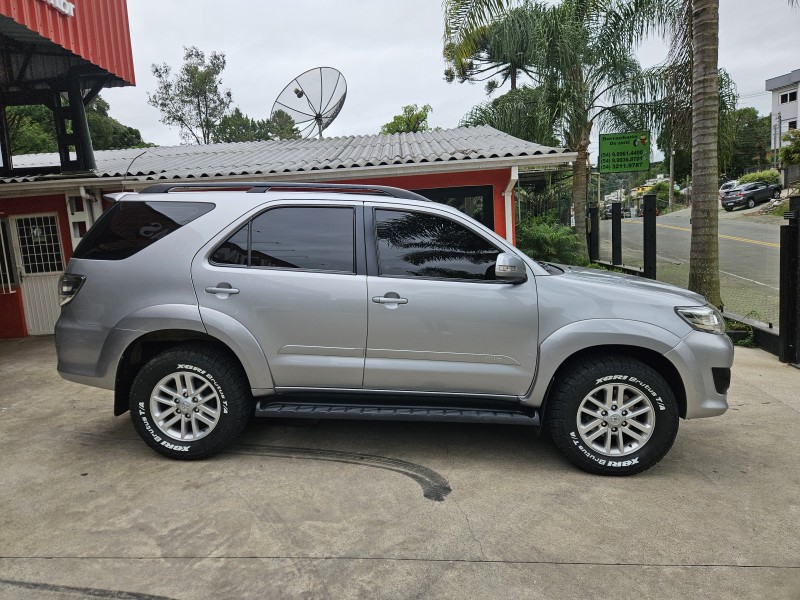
[598,206,782,322]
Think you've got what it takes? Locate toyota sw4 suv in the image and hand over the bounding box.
[55,182,733,475]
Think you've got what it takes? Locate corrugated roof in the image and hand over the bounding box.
[2,126,573,185]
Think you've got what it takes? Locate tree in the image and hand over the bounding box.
[446,0,659,260]
[7,96,148,154]
[268,109,302,140]
[460,85,559,146]
[213,108,272,143]
[444,6,537,94]
[380,104,433,135]
[148,46,233,145]
[780,129,800,168]
[213,108,302,143]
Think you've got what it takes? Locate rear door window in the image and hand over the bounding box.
[212,206,355,273]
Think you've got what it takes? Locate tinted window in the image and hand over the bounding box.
[249,207,354,272]
[376,209,500,280]
[210,224,248,266]
[73,201,214,261]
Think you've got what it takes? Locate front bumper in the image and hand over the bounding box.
[664,330,734,419]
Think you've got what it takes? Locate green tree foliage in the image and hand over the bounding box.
[213,108,271,143]
[460,86,559,146]
[213,108,302,143]
[780,129,800,166]
[516,214,587,265]
[5,105,57,154]
[6,96,148,155]
[444,6,536,94]
[725,108,771,177]
[149,46,233,145]
[269,109,302,140]
[380,104,433,135]
[85,97,150,150]
[738,169,780,186]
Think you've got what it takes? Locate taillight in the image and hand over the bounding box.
[59,273,85,306]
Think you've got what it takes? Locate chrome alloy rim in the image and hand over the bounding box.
[576,383,656,456]
[149,372,221,441]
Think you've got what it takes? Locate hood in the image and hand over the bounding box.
[549,265,708,307]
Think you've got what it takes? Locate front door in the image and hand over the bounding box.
[192,202,367,389]
[10,214,65,335]
[364,205,538,396]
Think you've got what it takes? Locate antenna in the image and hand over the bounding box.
[271,67,347,139]
[121,150,148,191]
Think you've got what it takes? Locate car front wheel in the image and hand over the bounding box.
[773,189,781,199]
[747,198,755,208]
[548,356,679,476]
[129,344,252,460]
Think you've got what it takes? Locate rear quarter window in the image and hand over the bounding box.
[73,201,214,261]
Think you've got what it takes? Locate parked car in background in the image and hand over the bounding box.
[718,180,738,198]
[720,181,781,211]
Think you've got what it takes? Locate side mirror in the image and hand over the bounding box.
[495,253,527,283]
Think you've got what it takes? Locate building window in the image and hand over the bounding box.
[412,186,495,229]
[789,120,798,131]
[780,91,798,103]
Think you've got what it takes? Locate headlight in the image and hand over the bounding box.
[675,305,725,334]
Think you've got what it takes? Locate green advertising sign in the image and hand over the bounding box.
[599,131,651,173]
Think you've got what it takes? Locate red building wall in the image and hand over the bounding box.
[0,0,135,84]
[0,194,70,339]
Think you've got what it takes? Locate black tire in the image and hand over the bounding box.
[747,198,755,209]
[548,356,679,476]
[723,206,733,212]
[129,344,252,460]
[773,189,781,199]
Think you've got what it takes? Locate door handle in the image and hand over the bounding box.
[372,295,408,305]
[205,285,240,295]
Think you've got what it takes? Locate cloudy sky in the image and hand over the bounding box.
[103,0,799,158]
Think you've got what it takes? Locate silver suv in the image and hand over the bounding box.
[55,182,733,475]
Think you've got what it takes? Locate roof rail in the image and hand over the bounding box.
[138,182,430,202]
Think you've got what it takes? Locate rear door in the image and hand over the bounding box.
[192,201,367,389]
[363,203,538,396]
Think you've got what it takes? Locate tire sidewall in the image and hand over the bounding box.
[130,351,247,459]
[552,364,679,475]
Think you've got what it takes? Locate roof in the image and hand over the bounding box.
[1,126,575,188]
[765,68,800,91]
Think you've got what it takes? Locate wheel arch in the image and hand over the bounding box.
[114,328,272,416]
[536,345,688,426]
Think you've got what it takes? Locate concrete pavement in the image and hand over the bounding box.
[1,336,799,599]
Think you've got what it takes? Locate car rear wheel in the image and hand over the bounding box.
[548,356,679,476]
[129,344,252,460]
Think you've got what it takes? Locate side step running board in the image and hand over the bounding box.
[255,401,540,426]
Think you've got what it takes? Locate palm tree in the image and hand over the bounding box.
[447,0,655,258]
[447,0,796,307]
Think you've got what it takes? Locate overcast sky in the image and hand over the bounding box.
[103,0,800,159]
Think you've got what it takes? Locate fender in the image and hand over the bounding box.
[523,319,683,406]
[112,304,274,392]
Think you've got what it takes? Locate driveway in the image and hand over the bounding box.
[1,336,799,599]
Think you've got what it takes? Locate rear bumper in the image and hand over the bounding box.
[664,330,734,419]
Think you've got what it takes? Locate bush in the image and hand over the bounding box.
[738,169,780,186]
[516,216,587,265]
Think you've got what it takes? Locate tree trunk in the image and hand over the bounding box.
[511,69,517,90]
[688,0,722,308]
[572,142,590,260]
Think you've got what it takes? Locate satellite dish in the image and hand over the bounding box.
[271,67,347,139]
